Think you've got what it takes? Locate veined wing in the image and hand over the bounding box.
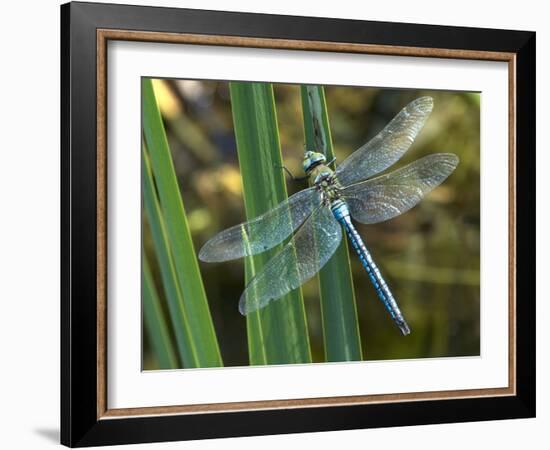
[239,205,342,315]
[199,187,320,263]
[335,96,434,187]
[342,153,459,224]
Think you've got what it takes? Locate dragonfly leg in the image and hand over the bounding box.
[274,164,309,182]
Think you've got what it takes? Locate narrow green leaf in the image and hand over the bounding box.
[142,251,179,369]
[142,144,198,367]
[229,82,312,365]
[301,85,363,361]
[142,78,223,367]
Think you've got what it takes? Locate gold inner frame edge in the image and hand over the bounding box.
[95,29,517,420]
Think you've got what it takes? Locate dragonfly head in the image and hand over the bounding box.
[303,151,327,173]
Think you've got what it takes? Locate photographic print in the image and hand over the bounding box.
[141,79,480,370]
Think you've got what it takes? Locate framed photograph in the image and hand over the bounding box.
[61,1,535,447]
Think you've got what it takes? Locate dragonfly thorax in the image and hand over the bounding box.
[309,164,342,206]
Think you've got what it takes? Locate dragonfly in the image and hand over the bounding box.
[199,97,459,335]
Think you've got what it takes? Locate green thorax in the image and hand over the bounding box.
[307,164,341,204]
[308,164,333,184]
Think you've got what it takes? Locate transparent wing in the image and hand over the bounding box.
[199,187,320,263]
[239,206,342,315]
[342,153,459,224]
[335,96,434,187]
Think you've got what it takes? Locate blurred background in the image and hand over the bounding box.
[143,79,480,369]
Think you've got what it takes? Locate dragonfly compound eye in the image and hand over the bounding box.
[303,151,327,173]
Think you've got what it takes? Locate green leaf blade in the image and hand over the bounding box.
[142,78,223,368]
[142,252,179,370]
[301,85,363,361]
[230,82,312,365]
[142,144,199,367]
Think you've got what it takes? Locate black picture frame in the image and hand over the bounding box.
[61,1,535,447]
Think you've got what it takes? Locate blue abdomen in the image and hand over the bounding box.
[331,199,411,335]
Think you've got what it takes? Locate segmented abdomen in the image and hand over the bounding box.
[330,199,411,335]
